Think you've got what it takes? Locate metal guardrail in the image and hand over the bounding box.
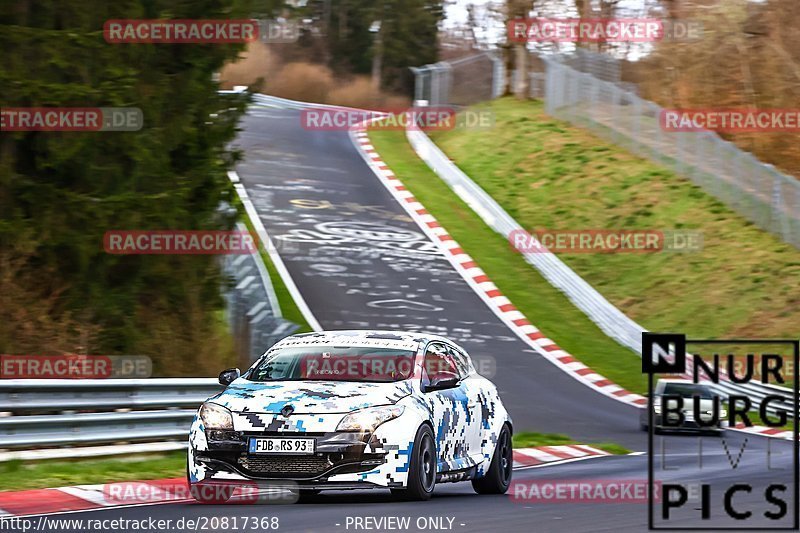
[0,379,222,413]
[0,379,224,457]
[712,380,794,418]
[0,410,197,449]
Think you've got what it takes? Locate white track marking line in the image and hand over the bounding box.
[229,172,322,331]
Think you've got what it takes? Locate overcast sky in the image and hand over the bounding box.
[443,0,662,47]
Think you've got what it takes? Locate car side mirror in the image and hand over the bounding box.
[426,373,460,392]
[218,368,240,386]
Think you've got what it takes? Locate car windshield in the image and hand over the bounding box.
[248,346,416,383]
[662,383,714,399]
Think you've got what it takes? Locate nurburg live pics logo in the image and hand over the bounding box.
[642,332,800,530]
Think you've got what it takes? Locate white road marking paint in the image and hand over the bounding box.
[230,172,323,331]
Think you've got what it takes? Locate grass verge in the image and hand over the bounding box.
[240,216,312,333]
[0,452,185,492]
[512,431,630,455]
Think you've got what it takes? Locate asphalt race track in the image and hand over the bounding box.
[18,105,797,533]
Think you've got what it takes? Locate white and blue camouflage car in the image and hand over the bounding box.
[187,330,513,502]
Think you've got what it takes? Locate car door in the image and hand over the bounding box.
[422,342,470,470]
[446,344,484,465]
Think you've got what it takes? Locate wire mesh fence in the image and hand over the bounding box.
[409,48,798,248]
[411,52,504,106]
[542,55,799,249]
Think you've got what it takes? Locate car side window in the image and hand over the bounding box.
[423,342,458,384]
[447,346,472,379]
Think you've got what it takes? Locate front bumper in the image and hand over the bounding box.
[195,431,387,481]
[189,414,416,488]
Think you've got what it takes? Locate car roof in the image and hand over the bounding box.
[272,329,460,352]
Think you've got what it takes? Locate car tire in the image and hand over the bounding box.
[392,425,436,501]
[472,423,513,495]
[296,489,322,503]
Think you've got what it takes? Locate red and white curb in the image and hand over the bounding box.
[349,124,647,409]
[732,423,794,441]
[512,445,610,468]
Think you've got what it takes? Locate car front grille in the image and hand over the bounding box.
[238,455,332,475]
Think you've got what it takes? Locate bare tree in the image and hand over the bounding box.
[507,0,533,99]
[635,0,800,177]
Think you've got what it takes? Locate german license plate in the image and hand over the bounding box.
[248,437,315,455]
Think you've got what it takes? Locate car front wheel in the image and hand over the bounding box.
[391,424,436,501]
[472,424,513,495]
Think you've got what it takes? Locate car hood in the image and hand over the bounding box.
[209,379,414,414]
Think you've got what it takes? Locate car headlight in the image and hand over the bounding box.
[336,405,405,433]
[199,402,233,430]
[653,404,662,414]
